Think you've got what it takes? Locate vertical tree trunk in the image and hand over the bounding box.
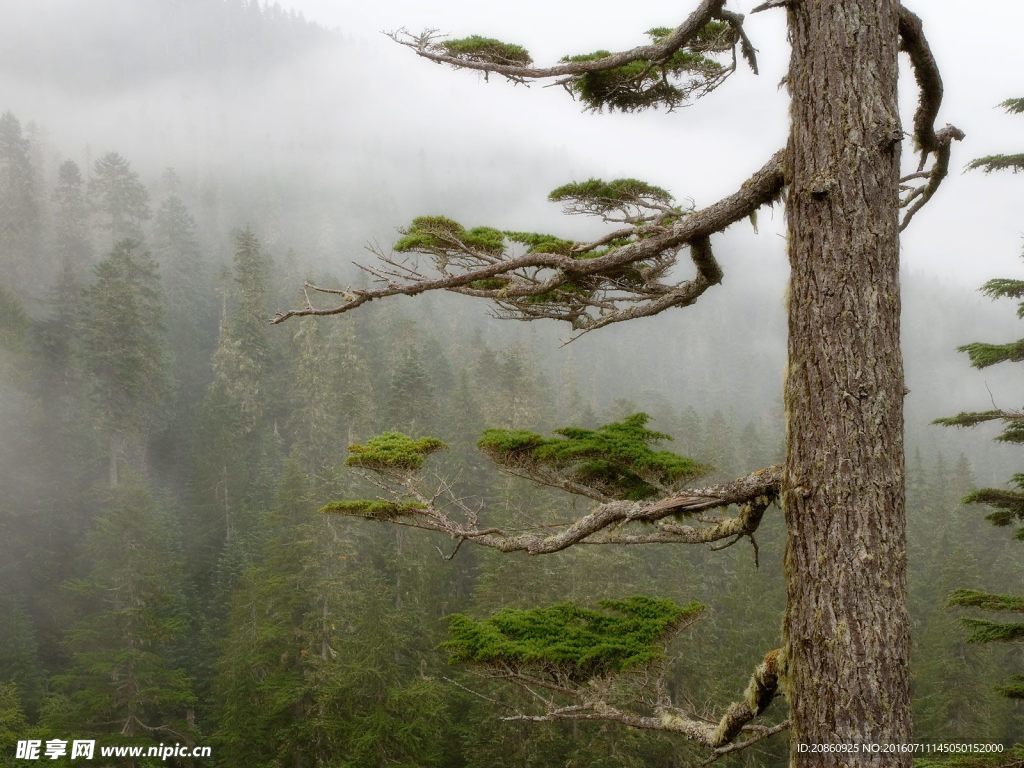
[783,1,910,765]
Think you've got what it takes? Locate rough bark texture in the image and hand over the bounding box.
[783,1,910,765]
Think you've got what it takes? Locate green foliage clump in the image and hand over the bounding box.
[967,153,1024,174]
[914,745,1024,767]
[478,413,707,500]
[440,36,532,66]
[958,618,1024,644]
[956,338,1024,369]
[560,25,726,112]
[467,277,511,290]
[346,432,446,472]
[961,485,1024,536]
[949,589,1024,612]
[321,499,425,520]
[549,177,673,212]
[443,596,703,680]
[504,230,575,255]
[394,216,505,255]
[966,98,1024,173]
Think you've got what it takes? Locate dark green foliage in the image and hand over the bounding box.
[967,154,1024,174]
[49,477,195,740]
[0,112,41,293]
[958,618,1024,644]
[440,35,532,66]
[996,676,1024,700]
[346,432,446,472]
[915,745,1024,768]
[0,598,43,718]
[949,590,1024,612]
[956,339,1024,369]
[478,413,707,500]
[52,160,91,275]
[208,227,272,436]
[88,152,150,242]
[961,486,1024,536]
[79,239,165,441]
[966,98,1024,173]
[940,98,1024,709]
[0,683,28,767]
[934,410,1005,428]
[560,25,728,112]
[935,411,1024,446]
[444,596,703,680]
[979,277,1024,315]
[321,499,425,520]
[1001,97,1024,114]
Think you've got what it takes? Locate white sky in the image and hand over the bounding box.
[277,0,1024,284]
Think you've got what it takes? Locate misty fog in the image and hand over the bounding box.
[0,0,1022,765]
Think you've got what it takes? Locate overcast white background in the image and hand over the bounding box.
[280,0,1024,284]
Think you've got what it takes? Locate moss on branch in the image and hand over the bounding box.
[548,177,674,212]
[346,432,447,472]
[440,35,533,66]
[394,216,505,255]
[478,413,707,500]
[560,24,728,112]
[443,596,703,680]
[321,499,426,520]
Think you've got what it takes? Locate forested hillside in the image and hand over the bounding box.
[0,1,1022,766]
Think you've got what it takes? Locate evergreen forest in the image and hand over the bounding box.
[0,1,1022,766]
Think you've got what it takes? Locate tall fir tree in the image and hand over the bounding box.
[89,152,151,246]
[0,112,41,293]
[47,478,195,752]
[78,240,165,487]
[936,97,1024,706]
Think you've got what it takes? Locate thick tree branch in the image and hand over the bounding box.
[386,0,757,82]
[897,5,964,230]
[499,647,783,751]
[272,151,785,330]
[326,464,781,556]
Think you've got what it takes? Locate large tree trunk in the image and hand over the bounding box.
[783,1,910,765]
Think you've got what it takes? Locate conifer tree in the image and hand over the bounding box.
[52,160,92,277]
[0,683,28,768]
[79,240,165,487]
[0,111,41,292]
[89,152,151,245]
[151,182,216,475]
[200,228,278,544]
[47,477,195,749]
[0,598,43,720]
[274,2,966,761]
[936,97,1024,705]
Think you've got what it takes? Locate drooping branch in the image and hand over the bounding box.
[897,5,965,230]
[385,0,757,111]
[272,150,785,335]
[497,647,784,752]
[324,463,781,556]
